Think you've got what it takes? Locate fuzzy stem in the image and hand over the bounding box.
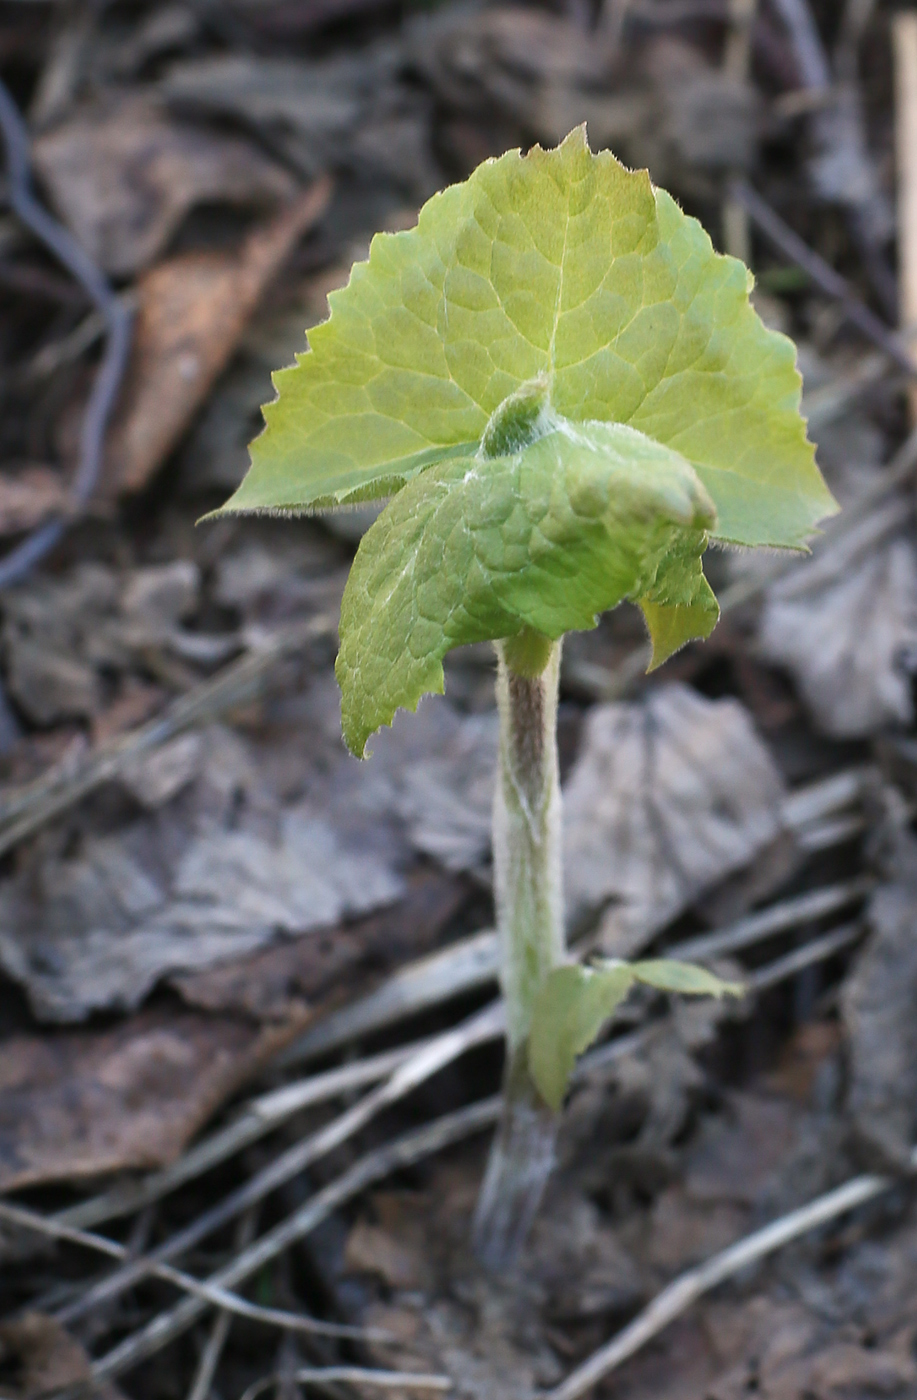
[472,630,565,1271]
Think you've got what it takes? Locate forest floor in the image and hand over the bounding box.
[1,2,917,1399]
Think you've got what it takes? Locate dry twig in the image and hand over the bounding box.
[87,1097,502,1382]
[240,1369,452,1398]
[0,1200,383,1342]
[544,1145,917,1400]
[55,1002,506,1327]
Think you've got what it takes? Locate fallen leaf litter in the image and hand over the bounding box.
[1,4,917,1399]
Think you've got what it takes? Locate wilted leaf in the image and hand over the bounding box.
[32,94,294,276]
[104,183,331,498]
[529,958,741,1110]
[0,1007,304,1193]
[0,727,402,1022]
[162,51,439,195]
[563,683,788,952]
[393,711,499,871]
[409,11,759,188]
[758,495,917,738]
[1,560,203,725]
[172,870,467,1019]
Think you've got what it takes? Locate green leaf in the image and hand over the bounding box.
[335,418,716,757]
[638,534,720,670]
[215,127,836,548]
[529,958,744,1111]
[627,960,744,998]
[529,963,635,1113]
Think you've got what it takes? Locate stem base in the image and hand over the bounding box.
[472,1054,557,1273]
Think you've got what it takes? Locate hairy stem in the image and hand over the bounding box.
[473,631,564,1271]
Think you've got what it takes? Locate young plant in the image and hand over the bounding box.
[213,129,836,1270]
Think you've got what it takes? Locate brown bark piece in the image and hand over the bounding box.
[103,179,331,499]
[0,1006,307,1193]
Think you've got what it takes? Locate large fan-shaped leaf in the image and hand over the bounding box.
[215,127,835,548]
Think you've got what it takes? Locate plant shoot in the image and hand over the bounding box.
[213,128,836,1270]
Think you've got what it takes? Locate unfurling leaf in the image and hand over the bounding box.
[214,126,835,752]
[336,419,715,756]
[529,958,744,1110]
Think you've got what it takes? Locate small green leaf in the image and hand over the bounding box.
[336,418,716,757]
[214,128,835,548]
[528,963,635,1112]
[638,534,719,669]
[627,959,745,998]
[529,958,744,1110]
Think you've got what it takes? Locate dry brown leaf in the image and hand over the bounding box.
[563,684,787,954]
[171,869,467,1020]
[842,820,917,1172]
[1,559,202,726]
[0,725,403,1022]
[161,51,439,195]
[344,1195,434,1291]
[0,467,70,537]
[408,11,758,193]
[0,1313,121,1400]
[0,1006,306,1193]
[103,180,331,497]
[758,496,917,738]
[33,93,294,276]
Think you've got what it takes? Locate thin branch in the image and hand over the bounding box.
[744,920,863,992]
[0,1201,384,1342]
[87,1097,501,1382]
[186,1211,258,1400]
[730,181,912,373]
[0,78,133,590]
[543,1145,917,1400]
[53,871,871,1246]
[58,1037,430,1234]
[240,1370,452,1400]
[277,928,501,1068]
[768,0,830,88]
[55,1002,506,1327]
[667,878,870,961]
[53,884,871,1339]
[280,785,868,1071]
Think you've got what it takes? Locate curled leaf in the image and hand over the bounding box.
[336,419,715,756]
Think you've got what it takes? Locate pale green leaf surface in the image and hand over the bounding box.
[215,128,835,546]
[529,958,744,1110]
[529,964,635,1112]
[627,960,744,998]
[336,420,716,756]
